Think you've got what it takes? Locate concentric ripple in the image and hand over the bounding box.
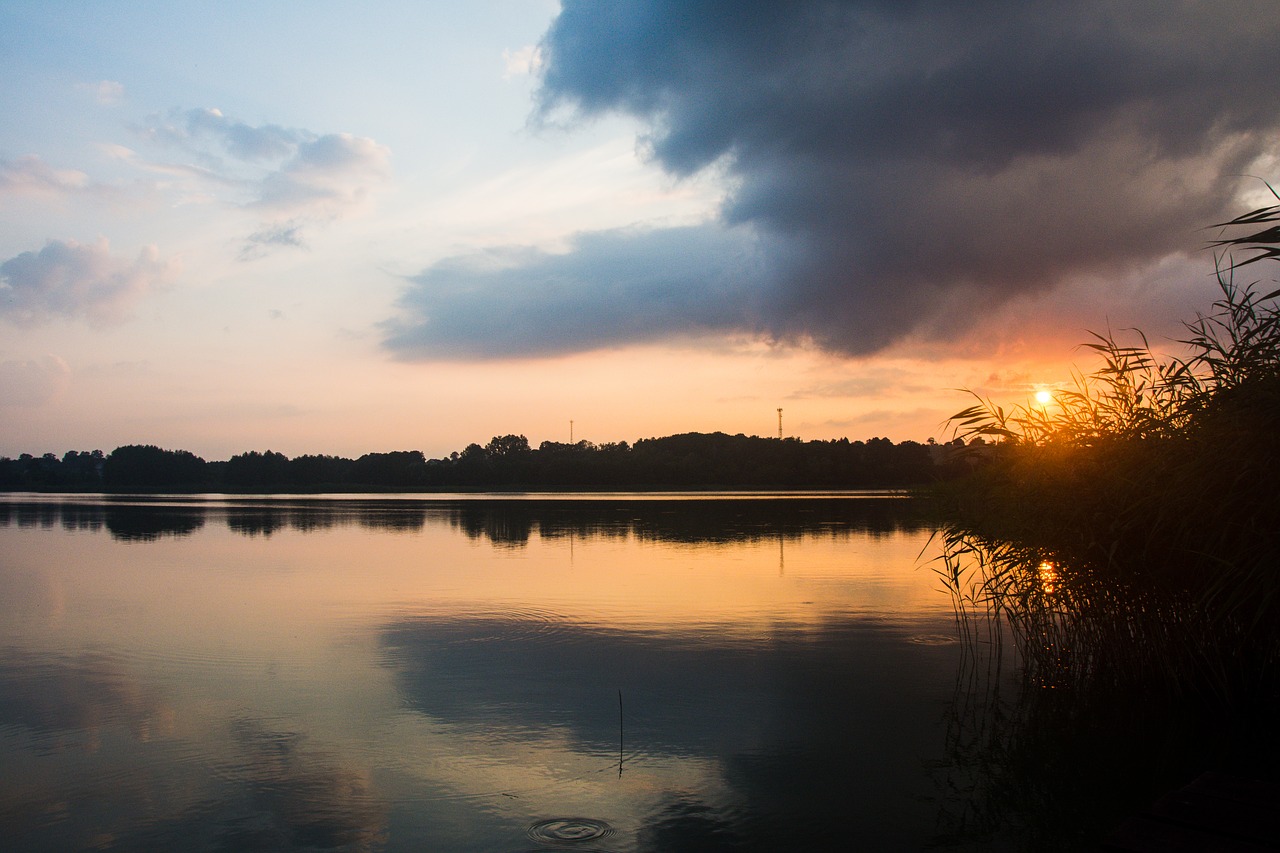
[526,817,615,844]
[907,634,959,645]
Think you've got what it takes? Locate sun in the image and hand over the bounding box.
[1034,390,1053,405]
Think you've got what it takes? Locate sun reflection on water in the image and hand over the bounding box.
[1038,560,1058,595]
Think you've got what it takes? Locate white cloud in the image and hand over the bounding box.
[503,45,543,79]
[184,107,303,162]
[138,109,391,211]
[240,221,307,261]
[256,133,391,217]
[0,156,92,197]
[134,109,391,256]
[77,79,124,106]
[0,238,179,326]
[137,107,305,173]
[0,356,71,407]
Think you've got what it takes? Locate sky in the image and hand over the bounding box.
[2,0,1278,460]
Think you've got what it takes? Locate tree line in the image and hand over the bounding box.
[0,432,978,492]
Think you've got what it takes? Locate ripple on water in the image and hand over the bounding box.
[526,817,615,845]
[484,607,583,644]
[907,634,959,645]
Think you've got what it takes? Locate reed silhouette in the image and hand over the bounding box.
[929,189,1280,845]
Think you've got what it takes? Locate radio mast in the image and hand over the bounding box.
[777,408,783,439]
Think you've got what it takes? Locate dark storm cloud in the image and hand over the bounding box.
[387,0,1280,358]
[385,224,775,358]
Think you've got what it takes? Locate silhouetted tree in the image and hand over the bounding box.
[103,445,208,491]
[485,434,531,457]
[224,450,292,489]
[289,454,355,488]
[5,431,958,492]
[350,450,427,487]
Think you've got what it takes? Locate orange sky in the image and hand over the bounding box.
[2,2,1274,460]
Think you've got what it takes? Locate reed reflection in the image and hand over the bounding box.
[931,535,1280,851]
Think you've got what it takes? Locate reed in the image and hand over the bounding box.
[936,189,1280,709]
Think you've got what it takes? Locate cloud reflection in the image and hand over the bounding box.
[0,673,386,853]
[199,719,386,852]
[380,611,960,848]
[0,648,172,748]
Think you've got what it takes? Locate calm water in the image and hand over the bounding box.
[0,493,979,851]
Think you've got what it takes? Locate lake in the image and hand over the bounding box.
[0,492,991,851]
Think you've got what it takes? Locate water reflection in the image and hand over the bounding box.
[207,718,386,852]
[0,497,422,540]
[527,816,618,845]
[379,611,958,847]
[930,539,1280,852]
[929,628,1234,852]
[105,506,206,541]
[637,796,745,852]
[440,496,932,546]
[0,709,386,852]
[0,493,931,545]
[0,493,966,851]
[0,648,173,748]
[223,503,429,537]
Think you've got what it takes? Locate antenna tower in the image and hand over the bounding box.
[777,408,783,439]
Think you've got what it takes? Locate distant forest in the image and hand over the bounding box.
[0,432,982,492]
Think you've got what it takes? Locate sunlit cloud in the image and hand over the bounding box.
[0,238,179,326]
[788,368,930,400]
[255,132,391,217]
[821,407,943,431]
[0,156,93,197]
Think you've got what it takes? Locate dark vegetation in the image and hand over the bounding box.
[0,432,968,493]
[0,494,931,545]
[931,192,1280,848]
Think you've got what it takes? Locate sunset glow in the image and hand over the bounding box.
[2,3,1276,459]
